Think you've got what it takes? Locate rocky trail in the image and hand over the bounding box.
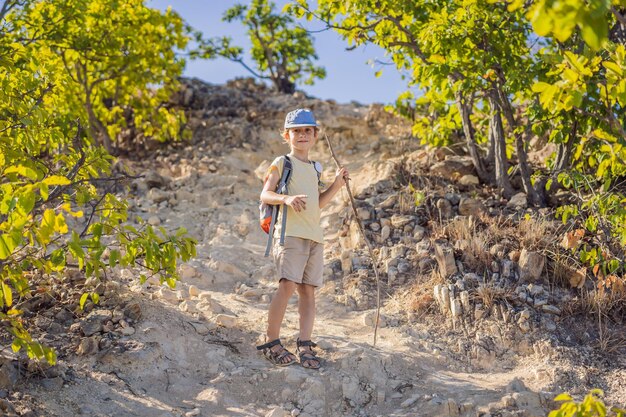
[9,79,625,417]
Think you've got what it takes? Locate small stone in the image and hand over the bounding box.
[458,175,479,186]
[265,408,288,417]
[542,305,561,315]
[458,198,485,216]
[111,309,124,323]
[216,314,238,328]
[124,302,142,321]
[507,193,527,209]
[391,214,413,228]
[189,285,200,297]
[379,195,397,209]
[380,225,391,241]
[401,394,420,408]
[370,222,381,232]
[180,264,197,280]
[77,337,99,355]
[80,310,112,336]
[518,249,545,282]
[147,216,161,226]
[40,377,64,391]
[527,284,544,297]
[436,199,453,220]
[0,363,18,390]
[356,207,371,221]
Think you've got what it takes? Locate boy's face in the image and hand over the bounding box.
[284,127,318,152]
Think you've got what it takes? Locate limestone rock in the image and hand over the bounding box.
[436,198,453,220]
[430,157,474,180]
[0,363,18,390]
[80,310,112,336]
[435,243,457,277]
[518,249,545,282]
[458,198,485,216]
[507,192,527,209]
[77,337,100,355]
[124,302,142,321]
[216,314,238,328]
[458,174,479,186]
[380,225,391,242]
[147,216,161,226]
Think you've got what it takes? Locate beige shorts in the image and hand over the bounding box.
[273,236,324,287]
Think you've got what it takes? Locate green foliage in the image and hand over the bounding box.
[6,0,190,153]
[289,0,626,296]
[549,390,625,417]
[197,0,326,94]
[1,0,197,364]
[525,0,622,50]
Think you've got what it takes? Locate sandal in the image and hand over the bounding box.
[256,338,297,367]
[296,338,321,369]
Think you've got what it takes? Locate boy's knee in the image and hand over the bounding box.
[279,278,297,293]
[297,283,316,296]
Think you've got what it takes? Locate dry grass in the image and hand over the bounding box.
[429,213,562,277]
[474,280,515,310]
[389,270,444,319]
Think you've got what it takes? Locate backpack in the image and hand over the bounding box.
[259,155,322,257]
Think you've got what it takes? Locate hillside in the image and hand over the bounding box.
[5,78,624,417]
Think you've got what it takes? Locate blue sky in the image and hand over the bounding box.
[149,0,408,104]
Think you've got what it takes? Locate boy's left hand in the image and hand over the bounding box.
[335,166,350,186]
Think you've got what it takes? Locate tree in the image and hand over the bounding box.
[289,0,541,201]
[0,0,196,363]
[288,0,626,288]
[12,0,190,154]
[198,0,326,94]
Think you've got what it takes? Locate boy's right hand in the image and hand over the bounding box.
[284,194,307,212]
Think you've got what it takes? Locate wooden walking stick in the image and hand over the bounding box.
[323,132,382,346]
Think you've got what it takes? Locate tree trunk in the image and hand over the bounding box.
[85,87,113,154]
[454,88,489,183]
[488,91,514,198]
[495,86,543,206]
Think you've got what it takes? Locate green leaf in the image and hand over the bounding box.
[0,234,19,260]
[2,282,13,308]
[4,165,38,180]
[42,175,71,186]
[580,13,607,50]
[79,293,89,310]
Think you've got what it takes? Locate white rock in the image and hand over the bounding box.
[216,314,238,328]
[147,216,161,226]
[507,192,528,209]
[401,394,420,408]
[198,291,212,301]
[542,305,561,315]
[380,225,391,241]
[459,174,480,186]
[265,408,288,417]
[157,288,181,304]
[180,265,197,280]
[188,285,200,297]
[519,249,545,282]
[120,326,136,336]
[179,301,198,313]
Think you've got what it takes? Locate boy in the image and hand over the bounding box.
[257,108,349,369]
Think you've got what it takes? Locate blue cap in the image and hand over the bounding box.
[284,108,318,129]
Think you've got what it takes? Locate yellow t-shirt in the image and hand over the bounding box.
[268,156,324,243]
